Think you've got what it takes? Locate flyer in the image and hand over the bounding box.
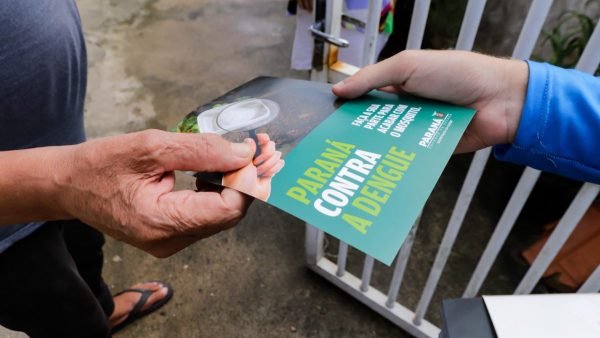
[174,77,475,265]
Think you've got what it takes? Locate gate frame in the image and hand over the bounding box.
[305,1,600,337]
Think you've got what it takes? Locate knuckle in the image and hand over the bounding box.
[138,128,163,143]
[355,67,376,89]
[197,133,221,161]
[404,50,423,66]
[213,202,242,226]
[225,199,247,221]
[355,67,370,79]
[137,129,165,154]
[228,205,245,220]
[397,49,416,61]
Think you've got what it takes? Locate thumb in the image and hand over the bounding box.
[332,52,414,99]
[151,131,256,173]
[157,187,252,236]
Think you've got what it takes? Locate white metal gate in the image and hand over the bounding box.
[305,1,600,337]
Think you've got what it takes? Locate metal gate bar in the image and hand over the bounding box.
[310,255,441,337]
[579,265,600,293]
[361,0,383,66]
[455,0,487,51]
[463,167,541,297]
[515,183,600,294]
[386,215,421,308]
[464,20,600,297]
[412,0,557,323]
[360,255,376,291]
[406,0,431,50]
[337,241,349,276]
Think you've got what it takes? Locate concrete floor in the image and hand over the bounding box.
[2,0,579,337]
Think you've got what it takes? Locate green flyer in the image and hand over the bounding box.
[175,77,475,265]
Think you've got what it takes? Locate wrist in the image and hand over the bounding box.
[48,144,80,221]
[0,145,77,225]
[501,59,529,145]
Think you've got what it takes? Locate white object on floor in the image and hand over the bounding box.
[483,293,600,338]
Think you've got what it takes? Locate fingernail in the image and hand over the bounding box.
[333,80,345,88]
[232,141,253,158]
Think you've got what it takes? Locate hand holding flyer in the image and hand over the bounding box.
[174,77,475,265]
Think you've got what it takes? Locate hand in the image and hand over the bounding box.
[56,130,256,257]
[222,134,285,201]
[332,50,529,153]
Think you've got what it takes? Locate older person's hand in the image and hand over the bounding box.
[332,50,529,154]
[0,130,256,257]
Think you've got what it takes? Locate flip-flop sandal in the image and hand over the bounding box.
[110,281,174,334]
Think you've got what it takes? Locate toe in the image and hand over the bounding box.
[109,282,172,330]
[128,282,170,312]
[142,286,169,311]
[131,282,162,292]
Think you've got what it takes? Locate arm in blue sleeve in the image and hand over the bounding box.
[493,61,600,184]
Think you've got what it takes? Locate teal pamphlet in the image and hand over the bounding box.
[175,77,475,265]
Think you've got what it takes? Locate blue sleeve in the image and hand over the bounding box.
[493,61,600,184]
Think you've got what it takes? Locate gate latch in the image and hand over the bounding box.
[309,21,350,48]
